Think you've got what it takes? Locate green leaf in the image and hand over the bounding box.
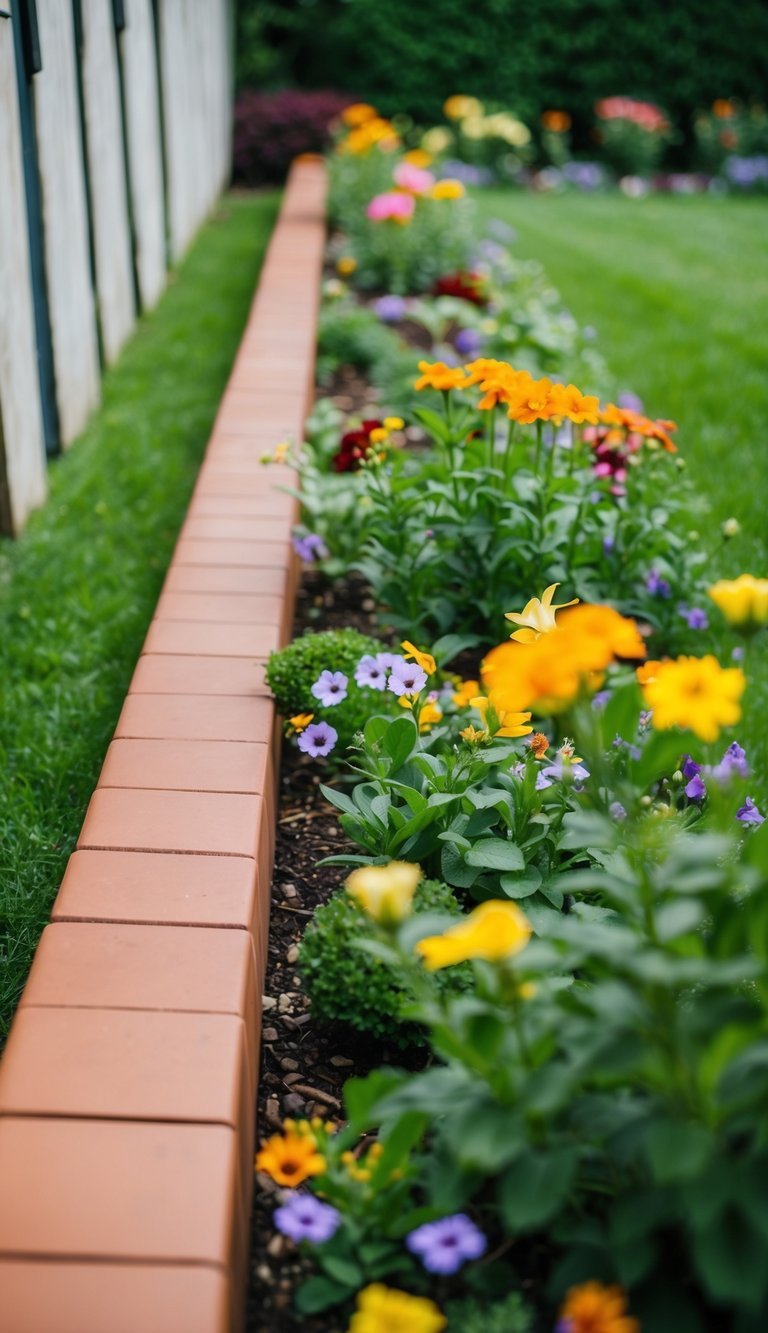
[382,714,418,770]
[319,1253,364,1288]
[466,838,524,871]
[363,715,390,749]
[500,867,543,899]
[632,730,689,787]
[443,1101,527,1172]
[294,1275,351,1315]
[692,1209,768,1308]
[319,783,356,815]
[646,1120,713,1183]
[655,898,705,941]
[498,1147,578,1231]
[431,632,482,664]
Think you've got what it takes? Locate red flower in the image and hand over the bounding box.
[332,419,384,473]
[433,271,488,306]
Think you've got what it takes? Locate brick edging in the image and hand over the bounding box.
[0,159,327,1333]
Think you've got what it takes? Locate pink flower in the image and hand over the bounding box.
[366,191,416,223]
[393,162,435,195]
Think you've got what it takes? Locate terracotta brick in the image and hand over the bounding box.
[0,1118,240,1270]
[162,563,289,596]
[173,539,292,567]
[187,492,296,519]
[129,654,269,696]
[98,738,271,798]
[155,591,284,625]
[78,788,265,858]
[0,1261,231,1333]
[180,516,292,543]
[53,849,264,934]
[143,620,280,659]
[115,694,274,744]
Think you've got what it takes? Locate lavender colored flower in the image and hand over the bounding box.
[297,722,338,757]
[387,657,428,698]
[310,670,348,707]
[617,390,644,413]
[737,797,765,826]
[681,755,702,780]
[373,294,407,323]
[406,1213,486,1275]
[454,327,483,357]
[603,533,615,555]
[274,1193,341,1244]
[609,801,627,822]
[639,710,653,730]
[537,758,590,789]
[685,773,707,801]
[708,741,750,785]
[292,532,328,562]
[732,646,745,662]
[354,655,388,691]
[646,569,671,599]
[681,606,709,630]
[591,689,611,711]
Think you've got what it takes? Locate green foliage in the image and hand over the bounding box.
[0,193,280,1038]
[266,628,382,716]
[445,1292,533,1332]
[299,877,468,1044]
[317,299,418,403]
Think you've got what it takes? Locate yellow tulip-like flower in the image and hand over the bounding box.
[557,1281,640,1333]
[452,678,480,707]
[470,694,533,737]
[348,1283,446,1333]
[642,654,746,743]
[288,712,314,733]
[708,574,768,631]
[505,583,579,643]
[414,360,470,392]
[416,900,532,971]
[346,861,421,925]
[255,1130,326,1187]
[418,700,443,733]
[430,178,466,200]
[443,94,484,120]
[401,640,436,675]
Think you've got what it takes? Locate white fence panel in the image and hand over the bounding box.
[33,0,101,446]
[120,0,167,311]
[80,0,136,363]
[0,24,47,533]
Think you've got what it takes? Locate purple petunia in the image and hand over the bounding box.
[709,741,750,784]
[292,532,328,563]
[681,755,702,780]
[354,654,390,691]
[406,1213,486,1275]
[617,390,644,413]
[387,657,428,698]
[646,569,671,599]
[297,722,338,757]
[737,797,765,826]
[454,327,484,357]
[310,670,348,707]
[536,758,590,789]
[685,773,707,801]
[274,1193,341,1244]
[591,689,611,711]
[373,294,407,323]
[680,606,709,630]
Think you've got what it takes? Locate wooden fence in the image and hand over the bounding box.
[0,0,233,536]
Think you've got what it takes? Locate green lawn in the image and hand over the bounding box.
[476,189,768,789]
[0,190,279,1038]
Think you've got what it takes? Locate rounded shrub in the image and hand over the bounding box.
[299,878,469,1046]
[266,627,391,757]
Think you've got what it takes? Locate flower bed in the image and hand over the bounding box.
[249,116,768,1333]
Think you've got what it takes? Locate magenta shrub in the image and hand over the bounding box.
[233,89,354,184]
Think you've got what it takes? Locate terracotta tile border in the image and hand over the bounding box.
[0,158,327,1333]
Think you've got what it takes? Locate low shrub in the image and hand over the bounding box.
[266,628,382,718]
[299,877,468,1045]
[232,89,352,185]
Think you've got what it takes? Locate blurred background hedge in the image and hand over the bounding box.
[235,0,768,142]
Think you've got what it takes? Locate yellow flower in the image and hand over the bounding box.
[419,700,443,733]
[336,255,357,276]
[417,900,532,970]
[421,127,452,155]
[709,574,768,630]
[255,1131,326,1187]
[460,724,490,744]
[414,360,470,392]
[557,1281,640,1333]
[452,678,480,707]
[383,416,404,430]
[288,712,314,733]
[470,694,532,737]
[369,427,389,443]
[401,639,436,675]
[444,94,484,120]
[403,148,433,167]
[642,654,746,743]
[505,583,579,643]
[346,861,421,925]
[431,179,466,200]
[341,102,378,127]
[348,1283,446,1333]
[549,382,601,425]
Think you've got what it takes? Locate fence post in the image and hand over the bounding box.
[118,0,166,311]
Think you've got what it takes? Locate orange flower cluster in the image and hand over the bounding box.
[600,403,678,452]
[482,604,646,714]
[414,357,600,425]
[542,109,571,132]
[340,104,400,155]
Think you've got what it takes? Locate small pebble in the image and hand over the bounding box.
[283,1092,306,1115]
[330,1055,354,1068]
[262,995,277,1011]
[262,1027,279,1043]
[256,1264,273,1284]
[280,1057,299,1072]
[278,993,294,1013]
[286,944,299,964]
[283,884,297,899]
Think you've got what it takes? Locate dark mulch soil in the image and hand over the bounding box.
[246,573,398,1333]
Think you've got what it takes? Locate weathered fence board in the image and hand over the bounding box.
[33,0,101,446]
[0,23,47,534]
[80,0,136,363]
[120,0,167,311]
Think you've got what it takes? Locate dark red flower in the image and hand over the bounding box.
[332,419,384,473]
[433,271,488,306]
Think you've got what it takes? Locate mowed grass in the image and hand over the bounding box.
[0,191,279,1037]
[476,189,768,789]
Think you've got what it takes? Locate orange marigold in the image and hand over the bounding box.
[414,360,470,392]
[600,404,678,453]
[557,1280,640,1333]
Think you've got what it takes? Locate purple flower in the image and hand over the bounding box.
[680,606,709,630]
[737,797,765,826]
[274,1193,341,1244]
[406,1213,486,1275]
[708,742,749,785]
[609,801,627,822]
[646,569,671,599]
[373,294,407,323]
[537,758,590,789]
[310,670,348,707]
[618,390,644,413]
[732,646,745,662]
[354,655,388,691]
[603,533,615,555]
[681,755,701,780]
[292,532,328,562]
[454,327,483,357]
[297,722,338,757]
[592,689,611,711]
[387,657,428,698]
[685,773,707,801]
